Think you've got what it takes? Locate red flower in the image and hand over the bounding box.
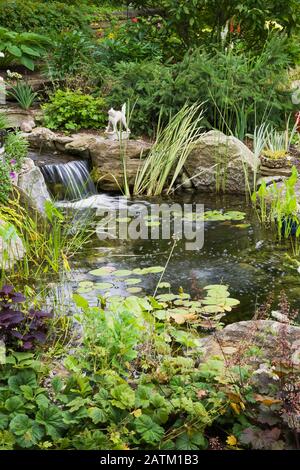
[237,24,241,34]
[230,19,234,33]
[131,17,138,23]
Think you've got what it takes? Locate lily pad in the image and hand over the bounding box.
[143,266,164,274]
[156,294,178,302]
[125,278,142,285]
[89,266,116,276]
[94,282,113,290]
[126,287,143,294]
[78,281,94,289]
[112,269,132,277]
[76,287,93,294]
[157,282,171,289]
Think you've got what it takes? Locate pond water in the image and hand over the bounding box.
[55,191,300,323]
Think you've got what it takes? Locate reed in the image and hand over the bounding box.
[0,195,93,284]
[133,103,205,196]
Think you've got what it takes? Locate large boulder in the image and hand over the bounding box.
[0,219,25,269]
[185,131,259,194]
[199,320,300,367]
[25,126,56,150]
[89,139,152,191]
[65,134,97,159]
[17,158,51,214]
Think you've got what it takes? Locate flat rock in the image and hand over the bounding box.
[26,126,56,150]
[260,166,292,177]
[90,139,152,191]
[199,320,300,367]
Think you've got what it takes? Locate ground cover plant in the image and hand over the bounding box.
[1,0,300,456]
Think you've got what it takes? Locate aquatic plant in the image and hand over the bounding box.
[0,196,93,283]
[133,103,205,196]
[252,166,300,240]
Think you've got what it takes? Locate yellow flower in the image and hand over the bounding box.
[132,409,142,418]
[108,32,115,40]
[226,435,237,446]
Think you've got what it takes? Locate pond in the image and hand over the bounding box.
[54,190,300,324]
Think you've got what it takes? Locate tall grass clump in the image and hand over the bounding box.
[133,103,205,196]
[0,195,93,283]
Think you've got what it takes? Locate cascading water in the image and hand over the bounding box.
[41,160,97,201]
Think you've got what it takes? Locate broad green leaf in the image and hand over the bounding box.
[135,415,164,444]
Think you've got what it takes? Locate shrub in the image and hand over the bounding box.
[43,89,107,131]
[107,36,294,136]
[0,1,92,35]
[46,30,94,81]
[4,132,29,171]
[0,164,12,204]
[106,61,174,136]
[172,36,294,132]
[94,17,164,66]
[0,27,51,70]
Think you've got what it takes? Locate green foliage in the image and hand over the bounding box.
[253,165,300,240]
[4,132,29,171]
[94,17,164,66]
[0,165,12,205]
[43,90,107,131]
[106,61,174,136]
[45,30,100,89]
[130,0,300,53]
[106,36,293,136]
[0,1,92,35]
[0,27,51,71]
[0,290,298,450]
[8,82,37,110]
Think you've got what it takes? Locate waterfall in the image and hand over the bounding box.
[41,160,97,201]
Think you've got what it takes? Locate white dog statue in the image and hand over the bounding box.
[105,103,130,138]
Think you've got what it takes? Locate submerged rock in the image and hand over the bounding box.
[199,320,300,367]
[184,130,259,194]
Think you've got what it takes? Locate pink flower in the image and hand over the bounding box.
[131,17,138,23]
[9,171,16,180]
[10,159,16,165]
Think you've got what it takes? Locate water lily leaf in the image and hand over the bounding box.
[157,282,171,289]
[94,282,113,290]
[76,287,93,294]
[170,310,198,324]
[125,278,142,285]
[143,266,165,274]
[153,310,169,319]
[156,294,178,302]
[113,269,132,277]
[126,287,142,294]
[224,211,246,221]
[89,266,116,276]
[132,268,146,275]
[78,281,94,288]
